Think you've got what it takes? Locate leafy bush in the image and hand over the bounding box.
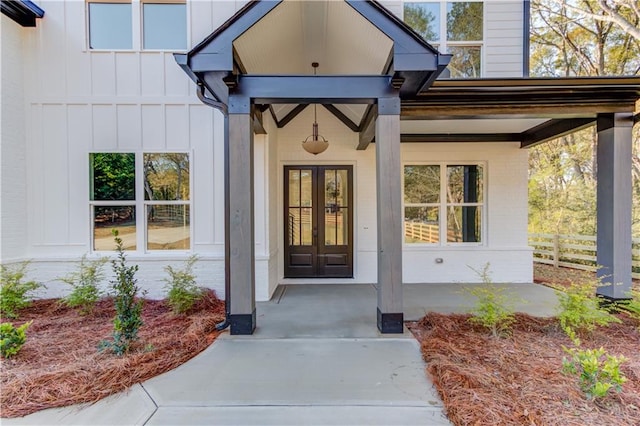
[164,255,203,314]
[617,289,640,328]
[1,321,32,358]
[102,230,144,356]
[562,327,627,400]
[555,279,620,334]
[60,255,108,315]
[0,263,43,319]
[465,264,516,338]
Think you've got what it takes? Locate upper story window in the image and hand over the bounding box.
[87,0,187,51]
[404,164,484,245]
[88,2,133,49]
[143,3,187,50]
[404,1,484,78]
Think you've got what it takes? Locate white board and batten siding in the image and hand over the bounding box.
[4,0,531,301]
[6,1,255,299]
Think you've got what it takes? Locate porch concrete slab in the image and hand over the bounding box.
[147,406,450,425]
[143,337,442,408]
[2,384,156,426]
[254,284,411,338]
[404,282,559,320]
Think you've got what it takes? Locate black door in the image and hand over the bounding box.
[284,166,353,278]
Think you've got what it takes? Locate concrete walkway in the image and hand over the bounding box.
[4,283,559,426]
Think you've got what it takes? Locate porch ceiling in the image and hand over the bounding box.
[233,1,393,76]
[233,1,393,128]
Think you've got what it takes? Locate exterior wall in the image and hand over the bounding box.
[1,15,29,261]
[6,1,249,299]
[484,0,525,77]
[276,109,532,286]
[401,142,532,283]
[3,0,531,301]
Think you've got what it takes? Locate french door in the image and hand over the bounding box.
[284,166,353,278]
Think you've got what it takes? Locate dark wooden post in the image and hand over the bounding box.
[227,95,256,334]
[375,97,404,333]
[596,113,633,300]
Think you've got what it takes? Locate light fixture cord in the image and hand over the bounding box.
[313,65,318,123]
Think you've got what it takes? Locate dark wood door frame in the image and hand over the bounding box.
[284,165,353,278]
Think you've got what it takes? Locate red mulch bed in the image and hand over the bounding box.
[534,263,640,291]
[408,312,640,426]
[0,290,225,418]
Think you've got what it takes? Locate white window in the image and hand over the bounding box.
[143,3,187,50]
[87,1,187,51]
[90,152,191,252]
[88,2,133,49]
[404,164,484,244]
[404,1,484,78]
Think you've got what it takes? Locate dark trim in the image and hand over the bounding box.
[228,95,251,115]
[1,0,44,27]
[189,0,281,58]
[402,133,520,143]
[284,166,354,278]
[322,105,359,132]
[520,118,595,148]
[378,97,401,115]
[597,112,634,132]
[357,104,378,150]
[252,106,267,135]
[277,104,308,128]
[522,0,530,77]
[229,310,256,335]
[377,309,404,334]
[232,75,394,104]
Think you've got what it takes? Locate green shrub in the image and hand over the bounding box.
[617,289,640,328]
[1,321,32,358]
[164,255,203,314]
[562,327,627,400]
[555,279,620,334]
[1,263,43,319]
[465,264,516,338]
[102,230,144,356]
[60,255,108,315]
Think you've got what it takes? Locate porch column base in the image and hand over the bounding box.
[377,308,404,334]
[230,309,256,335]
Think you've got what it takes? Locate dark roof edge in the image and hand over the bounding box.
[188,0,261,56]
[431,76,640,88]
[1,0,44,27]
[360,0,441,56]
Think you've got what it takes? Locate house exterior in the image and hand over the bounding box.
[1,0,637,334]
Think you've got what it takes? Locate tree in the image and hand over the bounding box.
[91,153,135,200]
[529,0,640,236]
[404,3,438,42]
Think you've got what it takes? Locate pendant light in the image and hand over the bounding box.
[301,62,329,155]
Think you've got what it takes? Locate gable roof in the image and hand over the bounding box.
[175,0,450,104]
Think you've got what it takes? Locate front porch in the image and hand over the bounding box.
[175,0,639,335]
[251,283,559,338]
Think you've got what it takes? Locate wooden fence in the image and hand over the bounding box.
[529,233,640,279]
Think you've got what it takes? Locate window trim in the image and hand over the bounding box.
[86,0,190,52]
[89,151,193,253]
[402,161,487,247]
[403,0,485,78]
[140,1,189,52]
